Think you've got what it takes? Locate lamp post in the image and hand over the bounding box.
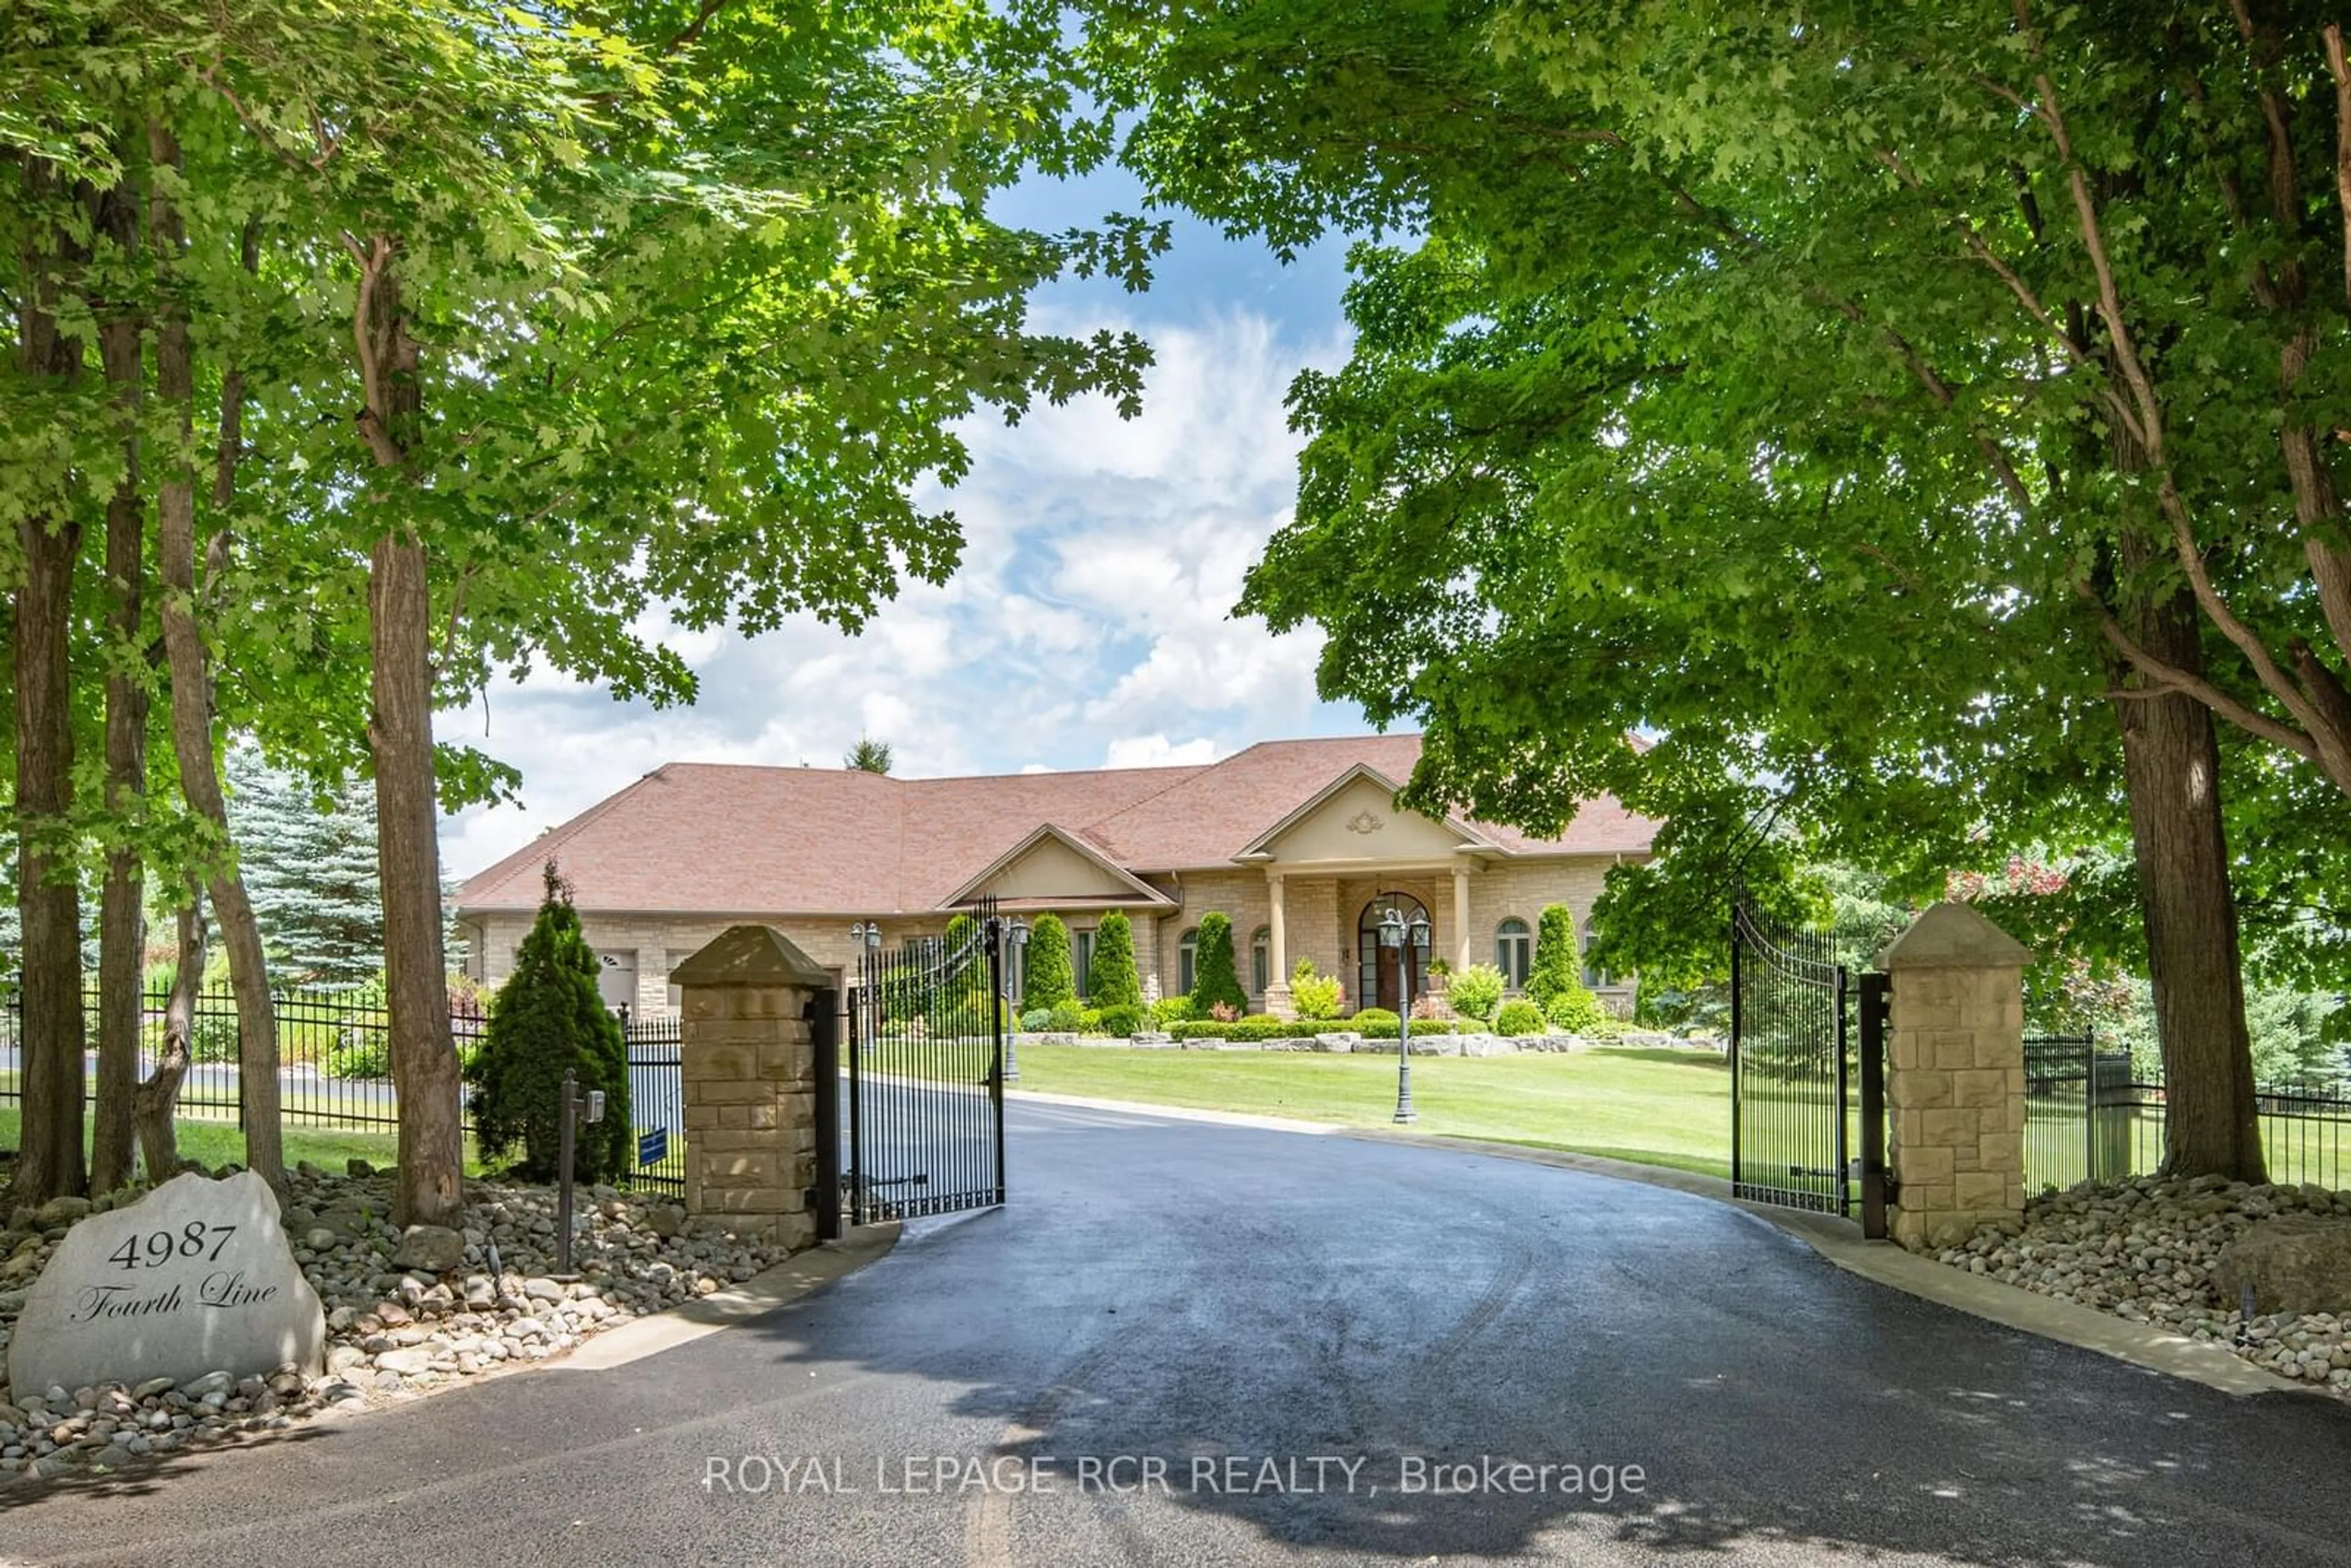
[849,922,883,1054]
[989,915,1030,1082]
[1378,905,1431,1123]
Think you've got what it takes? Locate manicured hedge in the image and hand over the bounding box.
[1168,1016,1462,1042]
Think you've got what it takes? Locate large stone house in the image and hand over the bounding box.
[451,734,1659,1019]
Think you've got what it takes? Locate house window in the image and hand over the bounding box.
[1179,927,1199,996]
[1251,927,1271,997]
[1583,932,1610,989]
[1074,928,1096,1000]
[1496,919,1531,989]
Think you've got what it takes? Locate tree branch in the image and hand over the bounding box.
[2089,593,2317,759]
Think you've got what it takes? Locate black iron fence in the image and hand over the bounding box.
[2025,1033,2351,1193]
[2,981,686,1194]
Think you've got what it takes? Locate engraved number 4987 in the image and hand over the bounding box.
[106,1221,238,1270]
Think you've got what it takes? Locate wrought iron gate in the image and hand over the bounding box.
[844,899,1009,1225]
[1730,903,1854,1216]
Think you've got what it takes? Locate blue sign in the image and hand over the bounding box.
[637,1128,669,1166]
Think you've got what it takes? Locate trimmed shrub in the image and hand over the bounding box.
[1494,998,1547,1037]
[1544,986,1608,1035]
[1172,1020,1235,1041]
[1088,912,1143,1010]
[1351,1018,1457,1040]
[1150,995,1194,1026]
[467,862,632,1182]
[1349,1007,1400,1032]
[1290,958,1343,1021]
[1445,961,1505,1022]
[1024,914,1076,1013]
[1189,912,1249,1016]
[1095,1003,1144,1037]
[1526,904,1601,1020]
[1019,1008,1052,1032]
[942,913,991,1014]
[190,1008,241,1064]
[327,1033,391,1081]
[1046,999,1085,1033]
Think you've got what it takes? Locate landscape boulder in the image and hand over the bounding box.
[2213,1215,2351,1316]
[6,1170,326,1396]
[392,1225,468,1274]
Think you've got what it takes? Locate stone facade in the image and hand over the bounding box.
[1135,857,1629,1018]
[1880,904,2031,1253]
[671,926,831,1251]
[458,852,1639,1022]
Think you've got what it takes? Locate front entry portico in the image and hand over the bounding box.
[1358,892,1433,1013]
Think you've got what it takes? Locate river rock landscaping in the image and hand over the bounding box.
[1935,1172,2351,1395]
[0,1162,799,1484]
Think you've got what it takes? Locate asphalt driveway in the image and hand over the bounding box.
[4,1100,2348,1566]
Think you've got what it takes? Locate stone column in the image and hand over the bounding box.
[1452,867,1473,972]
[670,925,833,1252]
[1264,870,1292,1017]
[1879,903,2031,1253]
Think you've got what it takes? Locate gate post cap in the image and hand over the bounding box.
[1878,902,2032,971]
[670,925,831,989]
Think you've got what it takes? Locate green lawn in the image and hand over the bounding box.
[1008,1044,1734,1180]
[0,1100,484,1178]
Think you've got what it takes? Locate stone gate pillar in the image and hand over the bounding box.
[1879,903,2031,1253]
[670,925,832,1251]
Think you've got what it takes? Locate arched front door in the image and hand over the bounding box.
[1357,893,1433,1014]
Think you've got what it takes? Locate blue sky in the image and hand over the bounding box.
[439,165,1376,879]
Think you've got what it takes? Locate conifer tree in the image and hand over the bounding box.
[1088,911,1142,1009]
[1022,913,1076,1013]
[1189,912,1248,1016]
[228,748,384,984]
[467,862,631,1181]
[1526,904,1603,1030]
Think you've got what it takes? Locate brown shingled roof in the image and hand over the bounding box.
[456,738,1658,916]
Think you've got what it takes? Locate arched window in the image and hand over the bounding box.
[1357,893,1433,1015]
[1496,918,1532,989]
[1251,926,1272,997]
[1179,926,1199,996]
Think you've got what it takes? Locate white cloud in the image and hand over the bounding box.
[439,306,1368,880]
[1103,734,1222,770]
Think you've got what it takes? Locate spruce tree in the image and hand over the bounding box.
[1189,912,1248,1016]
[467,862,632,1181]
[1088,911,1142,1009]
[1022,913,1076,1013]
[227,746,384,984]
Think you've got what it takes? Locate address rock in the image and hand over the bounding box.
[6,1171,326,1397]
[2213,1214,2351,1315]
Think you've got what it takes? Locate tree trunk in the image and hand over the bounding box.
[148,122,284,1191]
[9,157,90,1207]
[2110,553,2265,1181]
[92,169,146,1196]
[355,244,464,1226]
[136,895,206,1183]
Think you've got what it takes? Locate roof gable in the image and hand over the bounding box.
[1237,765,1487,865]
[938,824,1174,910]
